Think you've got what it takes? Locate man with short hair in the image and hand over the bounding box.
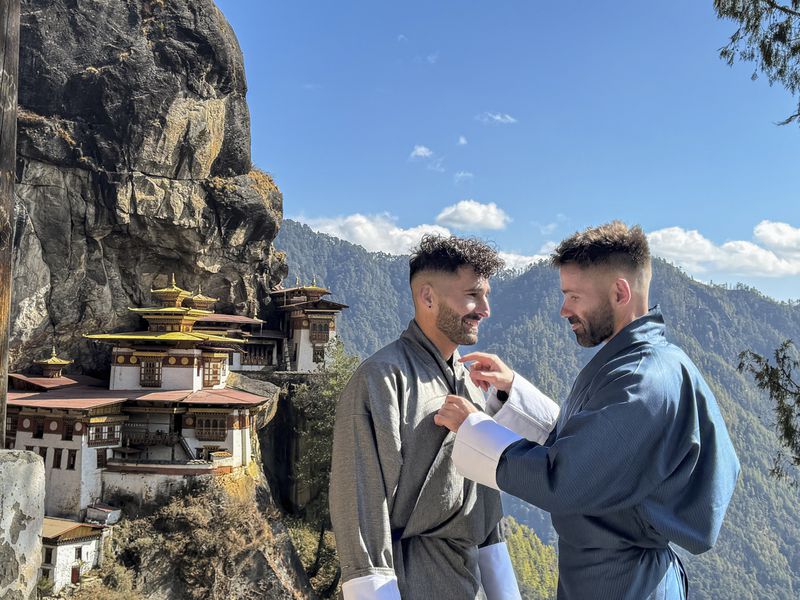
[436,221,740,600]
[330,235,533,600]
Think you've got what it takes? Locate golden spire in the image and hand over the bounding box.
[312,274,317,286]
[295,274,300,286]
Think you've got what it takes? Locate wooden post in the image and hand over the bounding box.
[0,0,20,445]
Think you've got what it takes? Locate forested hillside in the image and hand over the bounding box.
[275,219,800,599]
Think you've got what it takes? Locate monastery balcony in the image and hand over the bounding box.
[194,428,227,442]
[88,436,121,448]
[105,458,216,476]
[121,425,182,447]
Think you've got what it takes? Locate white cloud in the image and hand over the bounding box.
[409,145,433,159]
[458,135,468,145]
[754,220,800,256]
[647,223,800,277]
[476,112,517,124]
[426,52,439,64]
[436,199,511,231]
[397,34,408,42]
[538,241,557,255]
[299,213,450,255]
[533,213,568,235]
[454,171,474,184]
[409,145,445,172]
[499,251,549,272]
[427,156,445,172]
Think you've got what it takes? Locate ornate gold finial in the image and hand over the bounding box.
[51,345,57,358]
[197,284,202,295]
[171,273,176,287]
[295,275,300,286]
[312,274,317,286]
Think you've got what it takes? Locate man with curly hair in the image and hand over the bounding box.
[330,235,546,600]
[436,221,740,600]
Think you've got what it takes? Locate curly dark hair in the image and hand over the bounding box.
[409,234,504,282]
[550,221,650,271]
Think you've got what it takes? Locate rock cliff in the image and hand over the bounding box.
[12,0,287,373]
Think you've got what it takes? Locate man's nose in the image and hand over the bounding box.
[560,301,570,318]
[477,297,490,318]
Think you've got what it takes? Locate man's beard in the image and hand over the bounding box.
[436,302,480,346]
[569,300,614,348]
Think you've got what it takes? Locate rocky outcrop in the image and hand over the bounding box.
[0,451,45,600]
[12,0,287,373]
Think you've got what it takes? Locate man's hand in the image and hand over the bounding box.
[434,395,479,432]
[460,352,514,393]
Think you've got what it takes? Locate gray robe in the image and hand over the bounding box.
[330,320,503,599]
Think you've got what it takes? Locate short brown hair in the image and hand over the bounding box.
[550,221,650,272]
[409,235,504,282]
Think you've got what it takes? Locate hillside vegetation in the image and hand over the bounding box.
[276,219,800,600]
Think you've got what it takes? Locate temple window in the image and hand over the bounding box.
[96,449,107,469]
[140,360,162,387]
[310,321,329,343]
[33,417,45,439]
[195,416,227,441]
[313,346,325,363]
[52,448,63,469]
[66,449,77,470]
[5,415,17,436]
[62,420,74,441]
[203,361,221,387]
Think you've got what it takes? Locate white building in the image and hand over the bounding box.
[40,517,104,593]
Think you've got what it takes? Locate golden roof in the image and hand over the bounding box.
[191,285,219,303]
[84,331,243,343]
[34,346,73,366]
[150,273,189,294]
[128,307,212,316]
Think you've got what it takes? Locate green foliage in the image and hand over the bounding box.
[110,482,271,600]
[504,517,558,600]
[715,0,800,124]
[281,223,800,600]
[293,339,360,529]
[285,515,341,598]
[739,340,800,482]
[36,577,54,599]
[289,339,358,597]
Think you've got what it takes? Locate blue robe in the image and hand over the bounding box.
[497,309,740,600]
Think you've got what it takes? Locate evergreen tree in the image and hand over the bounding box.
[738,340,800,483]
[504,517,558,600]
[715,0,800,124]
[293,340,360,585]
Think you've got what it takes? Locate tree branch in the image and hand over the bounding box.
[761,0,800,18]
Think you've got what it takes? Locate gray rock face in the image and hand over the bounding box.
[0,451,45,600]
[12,0,287,373]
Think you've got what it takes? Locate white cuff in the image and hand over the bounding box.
[493,373,559,444]
[453,412,522,489]
[342,573,401,600]
[479,542,522,600]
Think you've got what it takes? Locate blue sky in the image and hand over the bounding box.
[215,0,800,301]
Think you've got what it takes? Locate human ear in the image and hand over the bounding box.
[420,283,435,309]
[614,278,632,306]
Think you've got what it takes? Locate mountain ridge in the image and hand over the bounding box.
[276,218,800,600]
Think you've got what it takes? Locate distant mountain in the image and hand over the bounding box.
[276,219,800,600]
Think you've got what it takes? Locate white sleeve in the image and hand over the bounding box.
[491,372,559,444]
[342,573,401,600]
[479,542,522,600]
[452,412,523,489]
